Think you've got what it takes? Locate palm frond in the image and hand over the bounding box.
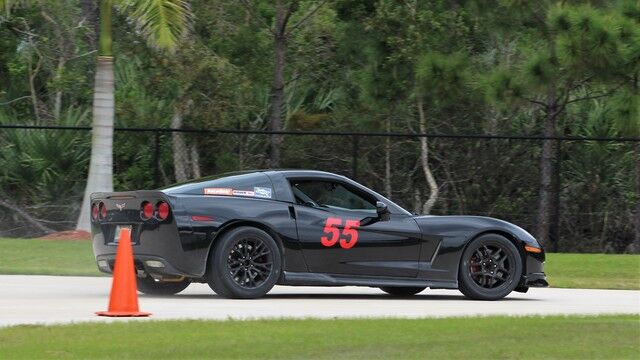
[118,0,192,51]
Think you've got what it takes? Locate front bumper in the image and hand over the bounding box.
[521,249,549,288]
[523,272,548,287]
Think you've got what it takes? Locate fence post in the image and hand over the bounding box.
[551,139,562,252]
[154,131,160,188]
[352,135,359,180]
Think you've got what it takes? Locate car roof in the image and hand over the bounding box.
[204,169,348,180]
[263,169,343,177]
[162,169,411,215]
[161,169,347,194]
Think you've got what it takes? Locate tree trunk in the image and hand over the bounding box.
[190,143,201,179]
[28,54,42,123]
[417,96,438,214]
[54,59,66,119]
[76,56,114,231]
[77,1,114,231]
[413,188,421,215]
[268,2,287,168]
[171,107,190,182]
[535,104,558,247]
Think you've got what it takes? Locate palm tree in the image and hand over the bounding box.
[1,0,192,231]
[75,0,192,231]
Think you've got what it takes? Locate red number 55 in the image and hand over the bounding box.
[320,217,360,249]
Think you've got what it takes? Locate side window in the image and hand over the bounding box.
[291,180,376,212]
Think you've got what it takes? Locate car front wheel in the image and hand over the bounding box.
[458,233,523,300]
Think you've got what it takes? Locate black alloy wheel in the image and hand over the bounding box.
[469,244,512,288]
[227,238,273,289]
[207,226,281,299]
[458,233,523,300]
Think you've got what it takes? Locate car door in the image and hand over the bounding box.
[289,179,422,277]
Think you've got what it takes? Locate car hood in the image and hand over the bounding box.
[412,215,542,248]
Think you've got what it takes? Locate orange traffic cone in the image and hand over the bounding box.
[96,227,151,317]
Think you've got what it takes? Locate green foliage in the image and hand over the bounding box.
[0,0,637,251]
[416,52,469,100]
[619,0,640,21]
[118,0,192,51]
[0,0,32,16]
[0,108,90,233]
[551,4,630,74]
[481,69,524,107]
[611,89,640,136]
[0,108,90,203]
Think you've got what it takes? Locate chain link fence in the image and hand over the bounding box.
[1,125,638,253]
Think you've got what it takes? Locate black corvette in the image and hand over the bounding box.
[91,170,548,300]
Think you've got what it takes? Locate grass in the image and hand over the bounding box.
[545,253,639,290]
[0,238,638,289]
[0,238,102,276]
[0,315,638,359]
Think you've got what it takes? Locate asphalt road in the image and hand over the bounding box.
[0,275,638,327]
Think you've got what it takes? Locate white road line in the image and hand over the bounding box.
[0,275,638,327]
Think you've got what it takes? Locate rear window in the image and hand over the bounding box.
[163,172,274,199]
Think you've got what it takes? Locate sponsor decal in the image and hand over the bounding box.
[232,190,255,197]
[204,187,273,199]
[320,217,360,249]
[204,187,233,196]
[253,187,273,199]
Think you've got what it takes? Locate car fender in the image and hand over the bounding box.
[412,215,542,283]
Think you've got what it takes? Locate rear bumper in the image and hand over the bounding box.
[92,223,210,278]
[95,254,191,277]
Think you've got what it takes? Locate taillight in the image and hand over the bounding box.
[99,202,107,219]
[157,201,170,220]
[91,203,99,220]
[141,201,154,220]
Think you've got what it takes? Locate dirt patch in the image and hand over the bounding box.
[39,230,91,241]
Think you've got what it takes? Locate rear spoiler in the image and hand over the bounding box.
[90,190,168,201]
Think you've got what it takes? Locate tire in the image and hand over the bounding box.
[379,286,426,296]
[137,274,190,295]
[458,233,523,300]
[207,226,282,299]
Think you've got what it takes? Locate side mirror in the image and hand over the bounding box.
[376,201,390,220]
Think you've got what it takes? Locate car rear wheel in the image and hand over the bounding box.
[207,226,282,299]
[137,274,190,295]
[458,233,523,300]
[379,286,426,296]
